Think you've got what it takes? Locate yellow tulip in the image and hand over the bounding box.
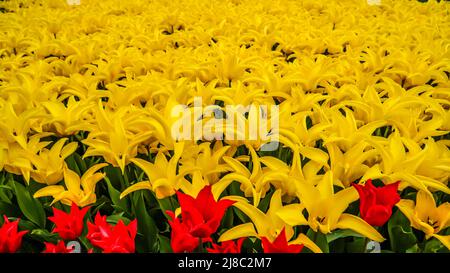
[34,163,108,207]
[396,191,450,250]
[219,189,323,253]
[28,138,78,185]
[277,171,385,242]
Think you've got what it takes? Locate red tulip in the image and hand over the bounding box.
[42,241,72,253]
[0,216,27,253]
[353,179,400,226]
[87,212,137,253]
[261,228,303,253]
[166,186,235,253]
[206,238,245,253]
[48,203,90,240]
[167,211,200,253]
[176,186,235,238]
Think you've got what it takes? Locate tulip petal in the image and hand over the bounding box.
[120,181,152,199]
[335,213,385,242]
[218,223,257,242]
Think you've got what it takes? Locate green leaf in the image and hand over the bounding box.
[11,180,46,228]
[105,176,129,213]
[405,244,420,253]
[107,213,131,225]
[156,196,178,219]
[346,237,366,253]
[158,235,173,253]
[388,210,417,253]
[16,218,38,231]
[104,165,126,189]
[29,229,59,244]
[65,154,82,176]
[306,229,329,253]
[326,229,365,243]
[0,185,13,203]
[133,191,159,253]
[0,200,20,217]
[424,238,448,253]
[257,189,274,213]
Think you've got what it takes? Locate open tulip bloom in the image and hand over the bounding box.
[0,0,449,255]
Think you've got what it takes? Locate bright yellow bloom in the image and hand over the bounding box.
[277,171,385,242]
[120,142,193,199]
[212,145,286,207]
[396,191,450,250]
[219,189,322,253]
[33,163,108,207]
[27,138,78,185]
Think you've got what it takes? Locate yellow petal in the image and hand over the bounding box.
[218,223,258,242]
[223,195,267,234]
[289,233,323,253]
[276,204,308,226]
[120,181,152,199]
[415,190,437,220]
[63,167,82,195]
[431,234,450,250]
[335,213,385,242]
[33,185,65,198]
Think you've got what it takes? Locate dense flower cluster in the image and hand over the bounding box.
[0,0,449,253]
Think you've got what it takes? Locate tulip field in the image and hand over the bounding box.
[0,0,449,254]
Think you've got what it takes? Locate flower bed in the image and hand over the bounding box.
[0,0,449,253]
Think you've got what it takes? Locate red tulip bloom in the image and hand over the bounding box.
[48,203,90,240]
[87,212,137,253]
[261,228,303,253]
[353,179,400,226]
[0,216,27,253]
[167,211,200,253]
[167,186,235,253]
[176,186,235,238]
[207,238,245,253]
[42,241,72,253]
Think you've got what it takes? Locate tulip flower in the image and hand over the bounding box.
[275,172,385,242]
[42,241,72,253]
[167,211,201,253]
[219,189,322,253]
[120,142,194,199]
[353,179,400,226]
[48,203,90,240]
[0,216,27,253]
[87,212,137,253]
[261,228,303,253]
[34,163,108,207]
[175,185,235,238]
[167,186,235,252]
[397,191,450,250]
[206,238,245,253]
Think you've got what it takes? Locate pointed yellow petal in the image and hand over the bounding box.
[396,199,416,224]
[223,156,251,177]
[120,181,152,199]
[289,233,323,253]
[130,157,160,181]
[416,190,437,220]
[63,167,82,195]
[33,185,65,198]
[212,173,252,200]
[218,223,258,242]
[276,204,308,226]
[298,145,329,167]
[431,234,450,250]
[223,195,267,234]
[335,213,385,242]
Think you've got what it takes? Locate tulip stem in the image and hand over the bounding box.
[363,237,369,253]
